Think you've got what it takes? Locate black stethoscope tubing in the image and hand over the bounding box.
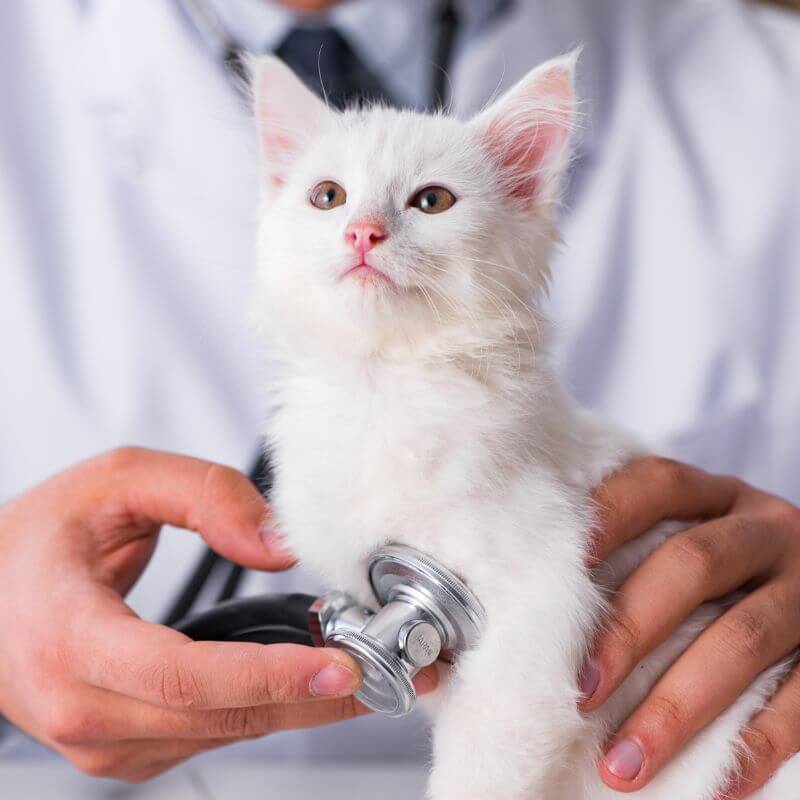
[173,591,317,646]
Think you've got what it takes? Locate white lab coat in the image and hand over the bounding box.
[1,0,799,778]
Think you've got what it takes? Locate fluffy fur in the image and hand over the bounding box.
[249,53,798,799]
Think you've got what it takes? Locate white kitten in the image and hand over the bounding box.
[249,54,797,800]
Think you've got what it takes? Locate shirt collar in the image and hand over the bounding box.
[183,0,512,107]
[330,0,513,107]
[183,0,294,54]
[189,0,511,51]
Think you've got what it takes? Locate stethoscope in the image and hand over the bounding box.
[174,541,486,717]
[166,2,486,718]
[165,455,487,718]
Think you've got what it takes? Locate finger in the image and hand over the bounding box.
[69,671,441,780]
[581,515,785,709]
[175,667,431,737]
[74,612,362,710]
[44,685,362,745]
[64,736,237,782]
[53,668,435,743]
[718,661,800,799]
[89,446,294,570]
[598,582,800,791]
[590,457,739,563]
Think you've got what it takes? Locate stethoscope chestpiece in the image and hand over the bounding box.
[310,544,486,716]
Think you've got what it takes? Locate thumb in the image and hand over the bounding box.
[74,609,361,709]
[93,447,296,571]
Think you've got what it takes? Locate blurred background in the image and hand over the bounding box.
[1,0,798,797]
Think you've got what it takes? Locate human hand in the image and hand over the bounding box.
[579,457,800,796]
[0,447,438,781]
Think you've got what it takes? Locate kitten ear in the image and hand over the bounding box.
[249,55,332,193]
[473,52,578,208]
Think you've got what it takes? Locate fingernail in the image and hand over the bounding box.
[604,739,645,781]
[310,663,360,698]
[261,525,294,559]
[578,659,601,700]
[413,669,438,695]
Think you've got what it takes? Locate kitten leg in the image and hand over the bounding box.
[425,630,589,800]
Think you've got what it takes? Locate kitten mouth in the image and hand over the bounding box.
[341,260,396,287]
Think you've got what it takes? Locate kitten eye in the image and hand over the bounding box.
[310,181,347,210]
[409,185,456,214]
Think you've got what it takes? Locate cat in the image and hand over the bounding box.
[248,52,798,799]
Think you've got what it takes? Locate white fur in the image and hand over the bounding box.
[249,54,798,799]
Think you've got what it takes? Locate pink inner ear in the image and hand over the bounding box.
[484,67,573,202]
[486,120,567,200]
[255,95,298,160]
[259,126,296,166]
[537,68,573,104]
[253,67,305,187]
[257,121,293,188]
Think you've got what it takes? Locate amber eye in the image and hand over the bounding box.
[310,181,347,210]
[409,185,456,214]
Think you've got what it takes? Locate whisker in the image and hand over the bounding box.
[417,284,443,326]
[425,250,539,286]
[420,250,542,347]
[423,261,527,375]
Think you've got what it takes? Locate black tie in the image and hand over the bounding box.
[275,26,395,110]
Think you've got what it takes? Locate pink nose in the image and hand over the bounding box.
[345,221,387,254]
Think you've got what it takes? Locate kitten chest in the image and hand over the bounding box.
[268,361,502,571]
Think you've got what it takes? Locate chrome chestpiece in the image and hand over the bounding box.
[308,544,487,716]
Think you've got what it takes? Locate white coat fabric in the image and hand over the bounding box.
[1,0,799,772]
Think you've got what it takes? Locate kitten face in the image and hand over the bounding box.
[252,55,576,356]
[260,110,499,341]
